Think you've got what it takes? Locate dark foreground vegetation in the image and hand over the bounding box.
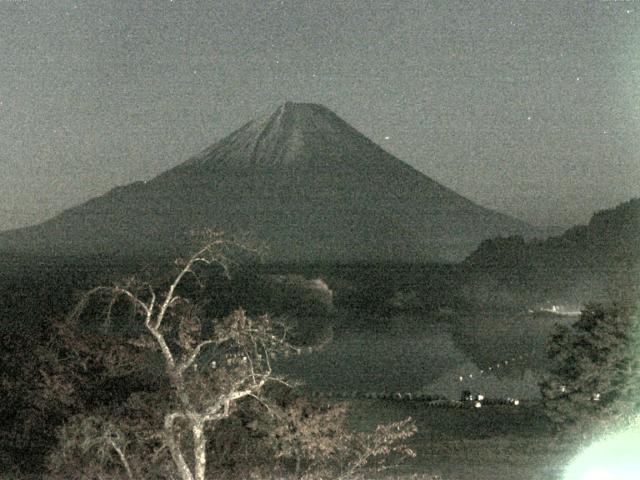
[1,198,639,478]
[1,237,421,479]
[348,399,572,480]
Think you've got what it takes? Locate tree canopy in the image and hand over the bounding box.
[540,302,640,437]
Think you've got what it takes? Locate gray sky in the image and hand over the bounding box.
[1,0,638,230]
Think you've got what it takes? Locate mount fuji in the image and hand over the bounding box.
[0,102,538,263]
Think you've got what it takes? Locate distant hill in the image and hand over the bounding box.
[0,102,538,263]
[464,198,640,303]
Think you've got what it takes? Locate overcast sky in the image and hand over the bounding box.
[1,0,638,230]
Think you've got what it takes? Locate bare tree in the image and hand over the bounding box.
[272,397,416,480]
[67,233,301,480]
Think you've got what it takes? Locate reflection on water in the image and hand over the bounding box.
[278,308,563,399]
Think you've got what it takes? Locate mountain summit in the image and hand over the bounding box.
[0,102,538,262]
[177,102,354,170]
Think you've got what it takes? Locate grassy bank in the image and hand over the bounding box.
[346,399,576,480]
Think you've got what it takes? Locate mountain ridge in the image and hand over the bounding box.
[463,197,640,304]
[0,102,539,263]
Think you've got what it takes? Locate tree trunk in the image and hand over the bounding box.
[110,442,134,480]
[165,414,195,480]
[193,422,207,480]
[295,453,301,478]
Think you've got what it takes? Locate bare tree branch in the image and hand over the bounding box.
[63,235,305,480]
[177,340,214,374]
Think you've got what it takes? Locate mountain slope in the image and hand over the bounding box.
[0,102,538,263]
[466,198,640,268]
[463,198,640,303]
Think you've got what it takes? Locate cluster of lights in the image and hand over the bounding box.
[560,385,601,402]
[450,354,538,407]
[456,352,536,383]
